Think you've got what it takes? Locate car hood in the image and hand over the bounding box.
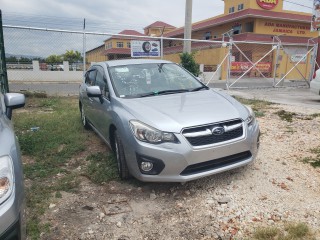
[119,89,248,133]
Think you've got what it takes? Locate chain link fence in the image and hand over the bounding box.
[0,11,9,93]
[2,24,318,95]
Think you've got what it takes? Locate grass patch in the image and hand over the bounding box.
[85,152,119,184]
[275,110,296,122]
[253,223,315,240]
[234,97,273,117]
[15,97,86,180]
[311,113,320,118]
[285,126,296,134]
[20,90,48,98]
[13,96,93,239]
[302,146,320,168]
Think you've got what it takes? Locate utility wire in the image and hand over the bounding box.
[283,0,313,9]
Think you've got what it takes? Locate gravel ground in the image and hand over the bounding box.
[40,103,320,240]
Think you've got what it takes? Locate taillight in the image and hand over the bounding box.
[313,71,317,80]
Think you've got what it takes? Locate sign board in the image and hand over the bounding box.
[311,0,320,32]
[256,0,278,10]
[231,62,272,73]
[131,41,160,57]
[290,54,306,63]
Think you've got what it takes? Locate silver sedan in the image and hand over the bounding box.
[79,59,260,182]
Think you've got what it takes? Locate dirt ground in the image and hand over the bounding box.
[39,103,320,240]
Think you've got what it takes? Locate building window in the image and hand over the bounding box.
[204,32,211,40]
[233,25,242,35]
[245,22,254,33]
[229,7,235,13]
[116,42,124,48]
[238,4,244,11]
[127,42,131,48]
[106,42,112,49]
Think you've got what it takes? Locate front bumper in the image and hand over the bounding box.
[0,218,22,240]
[123,122,260,182]
[0,190,26,240]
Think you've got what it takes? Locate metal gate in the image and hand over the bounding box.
[225,36,318,89]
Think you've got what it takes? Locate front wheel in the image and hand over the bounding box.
[80,104,90,130]
[114,130,130,180]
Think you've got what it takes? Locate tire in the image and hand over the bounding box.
[80,104,90,130]
[142,42,151,53]
[114,130,130,180]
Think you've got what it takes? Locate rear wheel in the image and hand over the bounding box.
[80,104,90,129]
[114,130,130,180]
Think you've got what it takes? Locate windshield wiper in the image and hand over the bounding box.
[191,86,209,91]
[140,89,189,98]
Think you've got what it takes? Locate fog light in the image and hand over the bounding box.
[140,162,153,172]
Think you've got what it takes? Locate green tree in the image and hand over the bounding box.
[46,54,63,64]
[62,50,82,64]
[179,52,200,77]
[6,56,17,63]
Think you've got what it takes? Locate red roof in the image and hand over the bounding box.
[118,30,146,36]
[144,21,176,30]
[164,9,312,38]
[105,30,147,41]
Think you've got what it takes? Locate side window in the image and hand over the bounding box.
[95,67,109,97]
[85,70,97,86]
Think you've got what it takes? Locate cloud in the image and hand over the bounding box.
[1,0,311,57]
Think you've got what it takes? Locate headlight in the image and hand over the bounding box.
[129,120,178,144]
[245,106,256,126]
[0,155,14,205]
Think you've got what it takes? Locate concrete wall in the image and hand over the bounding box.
[7,61,83,83]
[8,70,83,83]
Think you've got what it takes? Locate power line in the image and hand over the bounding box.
[283,0,313,9]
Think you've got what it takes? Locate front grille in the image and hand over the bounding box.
[180,151,252,176]
[182,119,243,147]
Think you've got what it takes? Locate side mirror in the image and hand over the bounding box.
[4,93,26,120]
[87,86,102,98]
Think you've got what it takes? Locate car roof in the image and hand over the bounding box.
[101,59,173,67]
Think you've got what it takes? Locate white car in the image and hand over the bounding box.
[310,69,320,95]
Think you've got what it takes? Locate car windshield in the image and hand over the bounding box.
[108,63,206,98]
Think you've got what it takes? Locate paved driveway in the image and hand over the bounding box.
[226,87,320,110]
